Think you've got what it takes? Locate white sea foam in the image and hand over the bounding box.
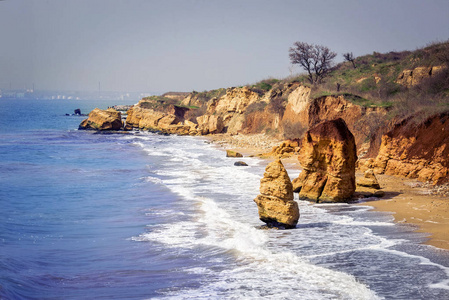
[131,134,449,299]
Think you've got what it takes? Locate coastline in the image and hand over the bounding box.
[357,173,449,251]
[207,133,449,251]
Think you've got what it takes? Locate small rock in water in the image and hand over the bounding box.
[234,161,248,166]
[253,159,299,229]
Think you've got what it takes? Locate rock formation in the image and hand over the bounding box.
[234,161,248,166]
[196,115,224,134]
[357,169,381,189]
[254,159,299,228]
[226,150,243,157]
[124,100,198,135]
[396,65,445,87]
[281,85,312,126]
[79,108,123,131]
[201,86,264,134]
[373,111,449,184]
[265,139,301,158]
[295,118,357,202]
[306,95,388,151]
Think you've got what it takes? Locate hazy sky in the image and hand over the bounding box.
[1,0,448,94]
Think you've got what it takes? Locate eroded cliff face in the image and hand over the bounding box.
[307,95,388,152]
[125,100,197,135]
[372,111,449,184]
[180,93,205,108]
[396,65,445,87]
[281,85,311,126]
[210,86,263,134]
[295,118,357,202]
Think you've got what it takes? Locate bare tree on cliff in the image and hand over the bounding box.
[343,52,357,69]
[289,42,337,84]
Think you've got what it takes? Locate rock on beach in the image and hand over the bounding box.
[295,118,357,202]
[254,159,299,229]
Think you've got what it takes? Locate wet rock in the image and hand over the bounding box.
[79,108,123,131]
[253,159,299,228]
[234,161,248,166]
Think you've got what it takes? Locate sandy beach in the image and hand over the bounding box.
[208,133,449,251]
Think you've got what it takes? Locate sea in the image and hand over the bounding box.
[1,98,449,300]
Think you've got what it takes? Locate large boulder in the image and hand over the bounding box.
[254,159,299,229]
[295,118,357,202]
[79,108,122,131]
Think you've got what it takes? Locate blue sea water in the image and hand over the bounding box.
[1,98,449,300]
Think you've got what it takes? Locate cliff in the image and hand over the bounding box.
[125,99,197,135]
[372,111,449,184]
[80,41,449,186]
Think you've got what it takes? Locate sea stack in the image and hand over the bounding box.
[295,118,357,202]
[254,159,299,229]
[79,108,123,131]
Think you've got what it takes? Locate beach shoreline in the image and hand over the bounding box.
[206,133,449,251]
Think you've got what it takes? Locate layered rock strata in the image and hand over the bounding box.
[79,108,123,131]
[254,159,299,228]
[295,118,357,202]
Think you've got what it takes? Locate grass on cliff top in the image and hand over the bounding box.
[140,96,180,110]
[190,88,226,102]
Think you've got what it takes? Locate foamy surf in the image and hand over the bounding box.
[129,133,449,299]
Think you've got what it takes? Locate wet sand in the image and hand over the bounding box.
[357,173,449,250]
[207,133,449,251]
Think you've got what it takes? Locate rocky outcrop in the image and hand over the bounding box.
[200,86,264,134]
[264,139,301,158]
[357,169,381,189]
[295,118,357,202]
[79,108,123,131]
[396,66,445,87]
[254,159,299,228]
[180,93,205,108]
[125,101,198,135]
[226,150,243,157]
[307,95,388,151]
[373,111,449,184]
[281,85,312,126]
[196,115,224,134]
[161,92,190,102]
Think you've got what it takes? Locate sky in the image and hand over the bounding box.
[1,0,448,94]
